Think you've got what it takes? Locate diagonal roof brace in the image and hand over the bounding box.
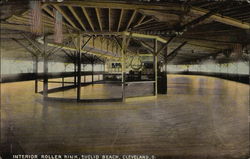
[164,41,187,62]
[179,1,233,31]
[189,6,250,29]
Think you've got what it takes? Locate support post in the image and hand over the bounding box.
[165,47,168,94]
[43,33,48,99]
[154,39,158,96]
[43,55,48,98]
[62,76,64,87]
[103,63,105,81]
[121,34,126,102]
[74,52,77,86]
[77,35,82,102]
[82,60,86,83]
[34,56,39,93]
[92,61,94,85]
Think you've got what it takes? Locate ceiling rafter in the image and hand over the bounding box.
[45,1,180,10]
[236,14,250,19]
[133,18,154,28]
[191,6,250,29]
[108,8,111,32]
[126,10,137,30]
[117,9,124,32]
[81,7,95,31]
[11,16,54,28]
[135,22,168,30]
[134,14,146,27]
[68,6,87,31]
[44,2,250,29]
[95,8,103,31]
[12,38,38,57]
[46,42,120,60]
[42,5,73,29]
[43,5,54,18]
[164,41,188,62]
[52,4,80,30]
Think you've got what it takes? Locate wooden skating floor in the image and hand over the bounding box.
[1,75,249,158]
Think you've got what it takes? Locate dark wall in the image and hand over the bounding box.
[0,71,104,83]
[170,71,249,84]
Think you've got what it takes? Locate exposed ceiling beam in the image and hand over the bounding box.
[135,22,167,30]
[242,17,250,21]
[230,12,250,18]
[43,5,55,18]
[47,42,120,60]
[222,4,250,14]
[157,36,175,55]
[41,6,73,29]
[126,10,137,30]
[81,7,95,31]
[22,34,43,54]
[12,38,38,57]
[0,23,32,32]
[134,38,154,53]
[46,2,250,29]
[53,5,80,30]
[180,36,240,44]
[179,3,227,31]
[95,8,103,31]
[133,18,154,28]
[190,7,250,29]
[134,15,146,27]
[46,2,181,10]
[68,6,87,31]
[235,15,250,19]
[123,32,167,43]
[198,1,218,8]
[8,15,54,28]
[117,9,123,32]
[165,41,188,62]
[108,8,111,32]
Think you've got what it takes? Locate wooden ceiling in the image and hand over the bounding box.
[1,0,250,64]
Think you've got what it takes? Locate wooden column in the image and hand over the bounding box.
[92,61,94,85]
[81,54,85,83]
[103,63,105,81]
[62,76,64,87]
[43,55,48,98]
[165,47,168,94]
[165,63,168,93]
[77,35,82,102]
[43,34,48,98]
[121,34,126,101]
[34,56,39,93]
[74,52,77,86]
[154,39,158,96]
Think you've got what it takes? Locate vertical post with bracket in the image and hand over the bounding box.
[34,55,39,93]
[154,39,158,96]
[77,34,82,102]
[43,35,48,98]
[121,33,126,102]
